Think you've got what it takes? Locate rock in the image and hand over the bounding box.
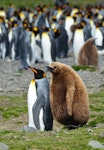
[88,140,104,149]
[87,128,93,133]
[99,132,104,138]
[94,123,104,128]
[0,142,9,150]
[21,126,37,133]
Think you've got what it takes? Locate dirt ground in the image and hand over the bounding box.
[0,54,104,96]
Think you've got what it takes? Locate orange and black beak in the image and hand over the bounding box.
[28,66,46,79]
[28,66,38,74]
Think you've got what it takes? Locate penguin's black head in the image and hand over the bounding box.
[28,66,46,79]
[53,28,61,38]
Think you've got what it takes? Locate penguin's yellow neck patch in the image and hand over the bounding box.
[76,29,83,33]
[67,16,71,19]
[96,28,100,31]
[42,32,49,39]
[43,73,46,78]
[31,32,35,40]
[20,12,25,19]
[31,79,35,85]
[42,32,48,36]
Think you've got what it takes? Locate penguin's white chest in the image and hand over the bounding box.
[8,29,13,43]
[28,80,37,129]
[73,29,85,64]
[0,27,2,34]
[41,32,52,64]
[28,32,36,66]
[56,10,62,20]
[27,79,45,131]
[95,28,103,46]
[65,16,74,41]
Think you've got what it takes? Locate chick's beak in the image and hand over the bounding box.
[46,66,54,72]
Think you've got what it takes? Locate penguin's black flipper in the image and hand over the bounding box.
[32,94,45,130]
[43,103,53,131]
[36,40,41,49]
[83,26,92,41]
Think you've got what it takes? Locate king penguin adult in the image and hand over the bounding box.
[41,25,56,64]
[72,23,85,65]
[26,66,53,132]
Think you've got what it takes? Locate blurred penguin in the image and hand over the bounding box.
[41,25,57,64]
[6,3,15,20]
[34,5,50,35]
[78,38,98,66]
[94,20,104,54]
[0,7,6,19]
[72,23,85,65]
[28,26,42,65]
[64,10,75,49]
[8,20,20,60]
[18,21,32,70]
[55,17,69,58]
[0,16,8,58]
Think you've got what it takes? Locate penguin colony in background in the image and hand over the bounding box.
[25,66,53,132]
[0,2,104,68]
[47,62,89,129]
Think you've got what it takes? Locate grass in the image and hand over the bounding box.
[0,91,104,150]
[0,0,102,9]
[72,65,97,72]
[0,95,27,119]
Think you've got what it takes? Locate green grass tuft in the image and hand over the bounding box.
[72,65,97,72]
[0,95,27,119]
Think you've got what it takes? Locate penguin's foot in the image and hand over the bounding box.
[66,124,85,130]
[21,126,37,133]
[15,56,20,60]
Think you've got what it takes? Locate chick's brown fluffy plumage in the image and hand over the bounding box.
[78,38,98,66]
[48,62,89,128]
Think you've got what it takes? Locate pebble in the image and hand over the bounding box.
[21,126,37,132]
[0,142,9,150]
[88,140,104,149]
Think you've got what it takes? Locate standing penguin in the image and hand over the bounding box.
[25,66,53,132]
[0,16,8,59]
[94,21,104,53]
[47,62,89,129]
[55,19,69,58]
[72,23,85,65]
[64,14,74,48]
[8,20,20,60]
[41,25,56,64]
[78,38,98,66]
[28,26,42,66]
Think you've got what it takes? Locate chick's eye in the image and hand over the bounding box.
[54,66,57,69]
